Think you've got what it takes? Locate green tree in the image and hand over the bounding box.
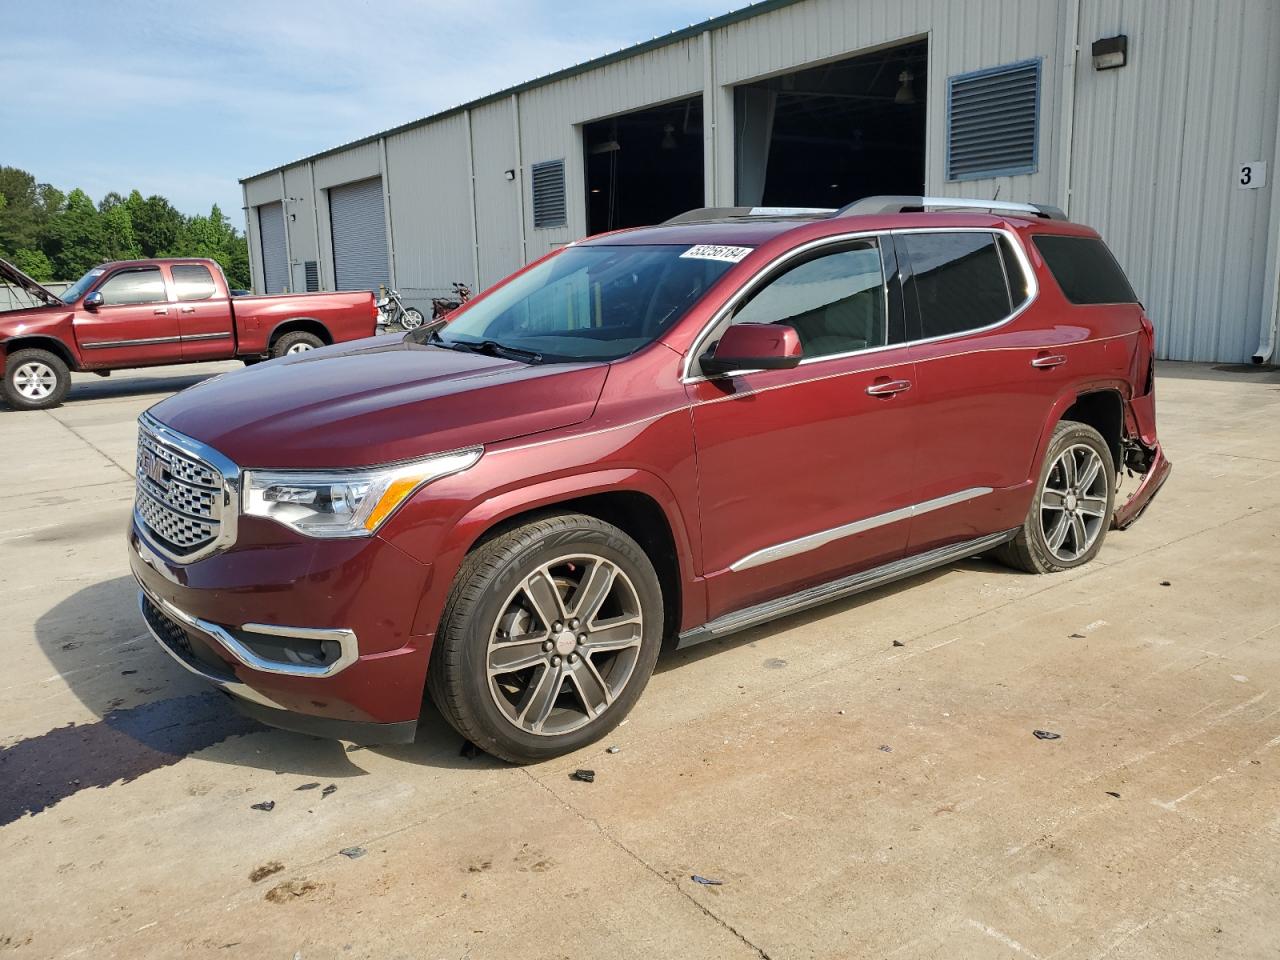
[0,166,43,254]
[101,202,141,262]
[13,248,53,281]
[126,191,184,258]
[44,188,107,279]
[164,203,250,288]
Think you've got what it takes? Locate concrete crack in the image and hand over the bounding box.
[523,769,773,960]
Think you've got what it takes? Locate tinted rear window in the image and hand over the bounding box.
[1032,235,1137,304]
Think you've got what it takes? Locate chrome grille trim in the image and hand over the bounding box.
[134,413,240,564]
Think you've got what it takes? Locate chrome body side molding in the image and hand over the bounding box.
[729,486,994,572]
[678,528,1018,649]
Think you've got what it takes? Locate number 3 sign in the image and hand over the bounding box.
[1238,161,1267,189]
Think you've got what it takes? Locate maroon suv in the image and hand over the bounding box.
[129,196,1170,763]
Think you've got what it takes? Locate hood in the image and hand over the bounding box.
[0,257,62,309]
[148,335,610,468]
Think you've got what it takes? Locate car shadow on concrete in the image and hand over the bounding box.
[65,370,225,403]
[9,575,487,823]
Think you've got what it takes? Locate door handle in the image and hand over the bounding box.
[866,379,912,397]
[153,307,170,315]
[1031,354,1067,368]
[179,306,196,313]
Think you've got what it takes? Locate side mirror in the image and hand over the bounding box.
[83,291,104,310]
[700,324,802,377]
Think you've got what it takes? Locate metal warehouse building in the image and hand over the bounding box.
[240,0,1280,364]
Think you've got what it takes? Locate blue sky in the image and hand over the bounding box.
[2,0,742,220]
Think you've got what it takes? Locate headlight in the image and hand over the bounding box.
[242,447,481,538]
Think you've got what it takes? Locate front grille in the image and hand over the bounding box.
[135,423,226,559]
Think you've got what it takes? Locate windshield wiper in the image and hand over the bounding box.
[448,339,544,364]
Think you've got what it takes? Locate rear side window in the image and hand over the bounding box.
[171,264,217,302]
[97,267,166,306]
[1032,235,1138,304]
[901,232,1012,339]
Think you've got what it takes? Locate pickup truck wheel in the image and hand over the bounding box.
[3,348,71,411]
[271,331,324,358]
[429,513,663,764]
[995,420,1115,574]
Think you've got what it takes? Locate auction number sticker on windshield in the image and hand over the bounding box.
[680,244,753,263]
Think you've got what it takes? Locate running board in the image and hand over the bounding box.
[676,529,1019,649]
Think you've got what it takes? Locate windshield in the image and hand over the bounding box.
[433,244,741,362]
[60,267,107,305]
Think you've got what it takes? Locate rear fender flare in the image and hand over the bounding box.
[1026,379,1131,484]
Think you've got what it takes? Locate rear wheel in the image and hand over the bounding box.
[428,513,663,763]
[995,420,1115,573]
[3,348,71,411]
[271,331,324,358]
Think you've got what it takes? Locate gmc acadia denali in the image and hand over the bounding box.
[128,197,1170,763]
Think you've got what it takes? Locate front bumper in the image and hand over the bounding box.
[129,516,436,740]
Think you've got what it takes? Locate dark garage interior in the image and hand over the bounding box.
[584,95,705,234]
[735,38,927,208]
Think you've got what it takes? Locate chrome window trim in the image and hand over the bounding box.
[137,580,359,685]
[134,412,240,564]
[729,486,994,572]
[681,225,1039,383]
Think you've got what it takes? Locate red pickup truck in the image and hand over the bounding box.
[0,256,377,410]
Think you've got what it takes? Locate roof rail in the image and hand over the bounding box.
[663,205,836,225]
[835,195,1067,221]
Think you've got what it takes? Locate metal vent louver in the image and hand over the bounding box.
[304,260,319,292]
[946,60,1041,181]
[531,160,567,229]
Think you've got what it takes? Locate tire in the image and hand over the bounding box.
[995,420,1116,574]
[428,513,663,764]
[400,308,425,331]
[3,348,71,411]
[271,331,324,359]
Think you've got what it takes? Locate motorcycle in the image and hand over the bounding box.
[431,282,473,321]
[375,287,426,330]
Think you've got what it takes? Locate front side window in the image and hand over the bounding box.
[728,241,887,360]
[171,264,217,302]
[433,244,737,363]
[97,267,166,306]
[901,232,1012,339]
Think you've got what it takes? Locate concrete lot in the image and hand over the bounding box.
[1,360,1278,959]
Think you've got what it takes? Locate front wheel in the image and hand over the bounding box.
[400,308,425,331]
[428,513,663,763]
[3,348,71,411]
[995,420,1116,574]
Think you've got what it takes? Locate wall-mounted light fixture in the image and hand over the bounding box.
[504,169,516,181]
[895,69,916,105]
[1091,35,1128,70]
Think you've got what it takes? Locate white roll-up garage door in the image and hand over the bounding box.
[258,202,288,294]
[329,178,390,292]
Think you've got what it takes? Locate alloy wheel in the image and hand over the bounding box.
[1040,443,1108,562]
[486,553,644,736]
[13,362,57,400]
[286,342,314,355]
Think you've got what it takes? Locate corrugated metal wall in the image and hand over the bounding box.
[240,0,1279,362]
[1069,0,1280,363]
